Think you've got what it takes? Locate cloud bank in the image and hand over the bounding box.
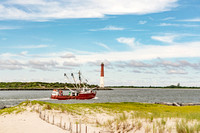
[0,0,178,21]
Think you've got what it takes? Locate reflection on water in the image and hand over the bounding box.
[1,89,200,106]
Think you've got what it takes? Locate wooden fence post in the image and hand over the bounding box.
[76,123,78,133]
[60,117,62,128]
[70,122,72,133]
[39,111,41,118]
[53,115,54,125]
[63,122,66,129]
[79,120,81,133]
[47,115,49,123]
[44,113,45,120]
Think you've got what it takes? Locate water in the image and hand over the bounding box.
[1,89,200,107]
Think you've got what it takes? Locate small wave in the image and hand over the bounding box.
[93,97,98,99]
[30,98,51,101]
[0,98,51,102]
[0,99,27,102]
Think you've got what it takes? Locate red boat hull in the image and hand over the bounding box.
[51,92,96,100]
[76,93,96,99]
[51,95,71,100]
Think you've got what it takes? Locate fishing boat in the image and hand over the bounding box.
[51,71,97,100]
[51,88,96,100]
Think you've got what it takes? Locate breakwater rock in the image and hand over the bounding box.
[0,104,13,110]
[155,102,200,106]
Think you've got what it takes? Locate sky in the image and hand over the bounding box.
[0,0,200,86]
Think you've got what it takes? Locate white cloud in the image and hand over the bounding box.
[138,21,147,24]
[162,17,175,20]
[0,0,178,21]
[166,69,187,74]
[63,61,80,67]
[20,51,28,56]
[151,34,178,43]
[96,42,111,50]
[60,52,76,58]
[180,18,200,22]
[0,59,24,70]
[90,26,124,31]
[2,40,200,68]
[0,53,17,58]
[124,60,153,68]
[101,26,124,31]
[117,37,140,48]
[75,41,200,63]
[28,60,58,70]
[13,44,49,49]
[159,23,199,27]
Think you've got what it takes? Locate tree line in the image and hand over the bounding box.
[0,82,98,89]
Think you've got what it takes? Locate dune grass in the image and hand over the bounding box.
[0,106,25,115]
[2,100,200,121]
[2,101,200,132]
[13,100,200,121]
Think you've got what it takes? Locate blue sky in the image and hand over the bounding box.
[0,0,200,86]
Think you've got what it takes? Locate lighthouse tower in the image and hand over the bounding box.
[100,63,104,88]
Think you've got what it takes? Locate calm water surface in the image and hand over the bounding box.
[1,88,200,106]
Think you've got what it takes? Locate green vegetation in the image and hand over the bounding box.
[176,120,200,133]
[108,85,200,89]
[0,105,25,115]
[2,101,200,132]
[12,101,200,121]
[1,82,199,90]
[0,82,98,90]
[108,82,200,89]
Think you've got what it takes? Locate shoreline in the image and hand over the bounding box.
[1,87,200,91]
[0,88,113,91]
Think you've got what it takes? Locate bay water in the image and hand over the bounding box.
[1,88,200,107]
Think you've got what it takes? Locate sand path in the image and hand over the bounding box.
[0,111,66,133]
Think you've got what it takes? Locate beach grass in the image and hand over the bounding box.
[2,101,200,132]
[15,100,200,121]
[0,105,25,115]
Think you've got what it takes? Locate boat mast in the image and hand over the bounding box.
[64,73,76,89]
[71,73,78,89]
[81,74,88,88]
[78,71,82,88]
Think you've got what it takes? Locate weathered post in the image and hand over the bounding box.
[85,126,87,133]
[69,122,72,133]
[53,115,54,125]
[79,120,81,133]
[76,123,78,133]
[43,113,45,120]
[63,122,66,129]
[60,117,62,128]
[39,111,41,118]
[47,115,49,123]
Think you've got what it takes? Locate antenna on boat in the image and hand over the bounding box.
[81,74,88,88]
[78,71,82,88]
[64,73,76,89]
[71,73,78,89]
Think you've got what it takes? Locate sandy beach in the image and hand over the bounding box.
[0,109,179,133]
[0,104,102,133]
[0,111,66,133]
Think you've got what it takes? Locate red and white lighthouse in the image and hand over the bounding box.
[100,63,104,88]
